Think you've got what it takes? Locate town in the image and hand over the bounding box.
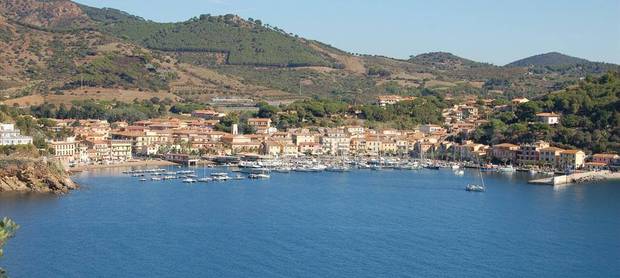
[1,95,618,174]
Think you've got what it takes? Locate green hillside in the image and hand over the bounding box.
[473,72,620,153]
[507,52,591,67]
[409,52,493,70]
[81,6,335,67]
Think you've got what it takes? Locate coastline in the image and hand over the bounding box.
[68,159,178,173]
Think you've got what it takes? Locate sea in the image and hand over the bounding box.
[1,167,619,277]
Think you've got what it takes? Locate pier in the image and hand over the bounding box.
[528,170,620,186]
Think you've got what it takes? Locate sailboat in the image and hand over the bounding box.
[466,162,486,192]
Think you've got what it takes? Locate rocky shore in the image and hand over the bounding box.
[0,158,78,194]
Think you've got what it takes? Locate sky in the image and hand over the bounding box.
[75,0,620,65]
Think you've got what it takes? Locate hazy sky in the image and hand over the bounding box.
[75,0,620,65]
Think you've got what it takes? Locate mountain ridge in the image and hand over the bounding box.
[1,0,618,106]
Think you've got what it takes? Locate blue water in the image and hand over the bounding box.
[1,167,619,277]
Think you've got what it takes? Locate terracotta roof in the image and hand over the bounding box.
[248,118,271,122]
[536,112,560,117]
[493,143,519,148]
[560,149,584,154]
[593,153,619,158]
[540,147,565,152]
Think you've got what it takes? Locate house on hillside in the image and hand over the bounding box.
[536,113,561,125]
[0,123,33,146]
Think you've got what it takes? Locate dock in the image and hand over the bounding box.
[528,170,620,186]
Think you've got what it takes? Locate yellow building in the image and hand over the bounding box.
[558,150,586,170]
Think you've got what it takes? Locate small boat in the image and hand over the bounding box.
[139,178,148,182]
[233,174,245,180]
[466,162,486,192]
[451,164,460,170]
[211,173,230,181]
[455,170,465,176]
[529,169,538,175]
[197,177,211,183]
[465,184,485,192]
[370,165,382,171]
[273,167,291,173]
[424,165,440,170]
[151,177,162,181]
[497,165,516,173]
[182,178,197,183]
[326,166,350,172]
[249,173,270,179]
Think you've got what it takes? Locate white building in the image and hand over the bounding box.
[536,113,561,125]
[419,124,444,134]
[0,123,33,146]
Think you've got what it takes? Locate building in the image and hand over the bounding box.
[298,142,322,155]
[84,140,111,162]
[191,110,224,120]
[491,143,520,163]
[292,133,315,146]
[517,141,550,165]
[247,118,272,134]
[591,154,619,165]
[49,137,77,161]
[536,113,561,125]
[419,124,444,134]
[511,98,530,105]
[109,140,132,161]
[321,129,351,156]
[558,150,586,170]
[539,147,565,167]
[0,123,33,146]
[377,95,402,106]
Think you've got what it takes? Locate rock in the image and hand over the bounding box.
[0,158,78,194]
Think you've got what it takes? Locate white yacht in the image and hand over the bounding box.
[497,165,516,173]
[249,173,270,179]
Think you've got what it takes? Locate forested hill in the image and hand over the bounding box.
[472,72,620,153]
[408,52,494,70]
[80,6,336,67]
[507,52,591,67]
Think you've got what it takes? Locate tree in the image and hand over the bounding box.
[0,217,18,278]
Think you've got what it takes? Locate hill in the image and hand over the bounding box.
[409,52,493,70]
[0,0,618,106]
[81,6,336,67]
[473,72,620,153]
[507,52,591,67]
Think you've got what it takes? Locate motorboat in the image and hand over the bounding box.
[455,170,465,176]
[497,165,516,173]
[139,178,148,182]
[249,173,270,179]
[326,166,350,172]
[465,184,485,192]
[151,177,162,181]
[197,177,211,183]
[211,173,230,181]
[182,178,197,183]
